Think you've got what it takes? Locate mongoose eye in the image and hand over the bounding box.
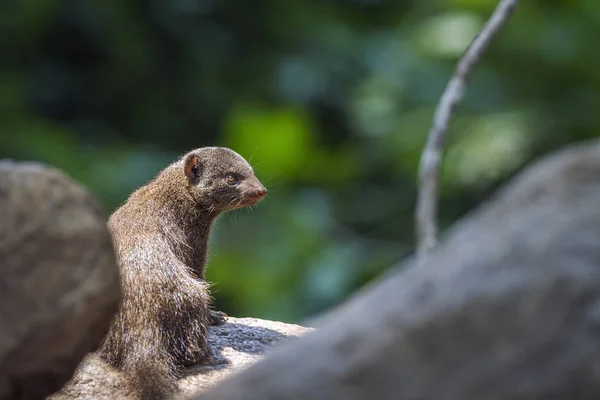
[225,174,239,185]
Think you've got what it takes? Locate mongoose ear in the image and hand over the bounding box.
[184,154,203,183]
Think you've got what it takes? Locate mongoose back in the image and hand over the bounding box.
[97,147,267,399]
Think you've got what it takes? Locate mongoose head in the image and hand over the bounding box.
[183,147,267,211]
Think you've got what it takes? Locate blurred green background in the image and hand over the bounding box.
[1,0,598,323]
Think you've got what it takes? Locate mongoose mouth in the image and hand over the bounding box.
[229,188,267,209]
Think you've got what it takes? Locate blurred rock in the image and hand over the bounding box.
[0,161,120,400]
[193,139,600,400]
[50,317,311,399]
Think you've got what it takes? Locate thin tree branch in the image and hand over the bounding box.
[415,0,519,258]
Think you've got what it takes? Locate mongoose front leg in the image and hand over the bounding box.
[208,309,228,325]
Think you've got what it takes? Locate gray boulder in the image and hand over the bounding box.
[0,161,121,400]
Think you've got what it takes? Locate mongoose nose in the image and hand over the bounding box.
[256,187,267,198]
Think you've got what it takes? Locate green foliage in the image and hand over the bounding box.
[1,0,598,323]
[223,103,316,179]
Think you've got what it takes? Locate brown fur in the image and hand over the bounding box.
[97,147,266,399]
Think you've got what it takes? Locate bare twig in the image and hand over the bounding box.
[415,0,519,258]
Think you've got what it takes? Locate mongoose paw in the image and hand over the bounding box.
[209,310,228,325]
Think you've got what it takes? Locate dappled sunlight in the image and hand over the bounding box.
[445,111,534,187]
[414,11,484,58]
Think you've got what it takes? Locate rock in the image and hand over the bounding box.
[181,318,312,397]
[193,139,600,400]
[50,317,311,399]
[0,161,121,400]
